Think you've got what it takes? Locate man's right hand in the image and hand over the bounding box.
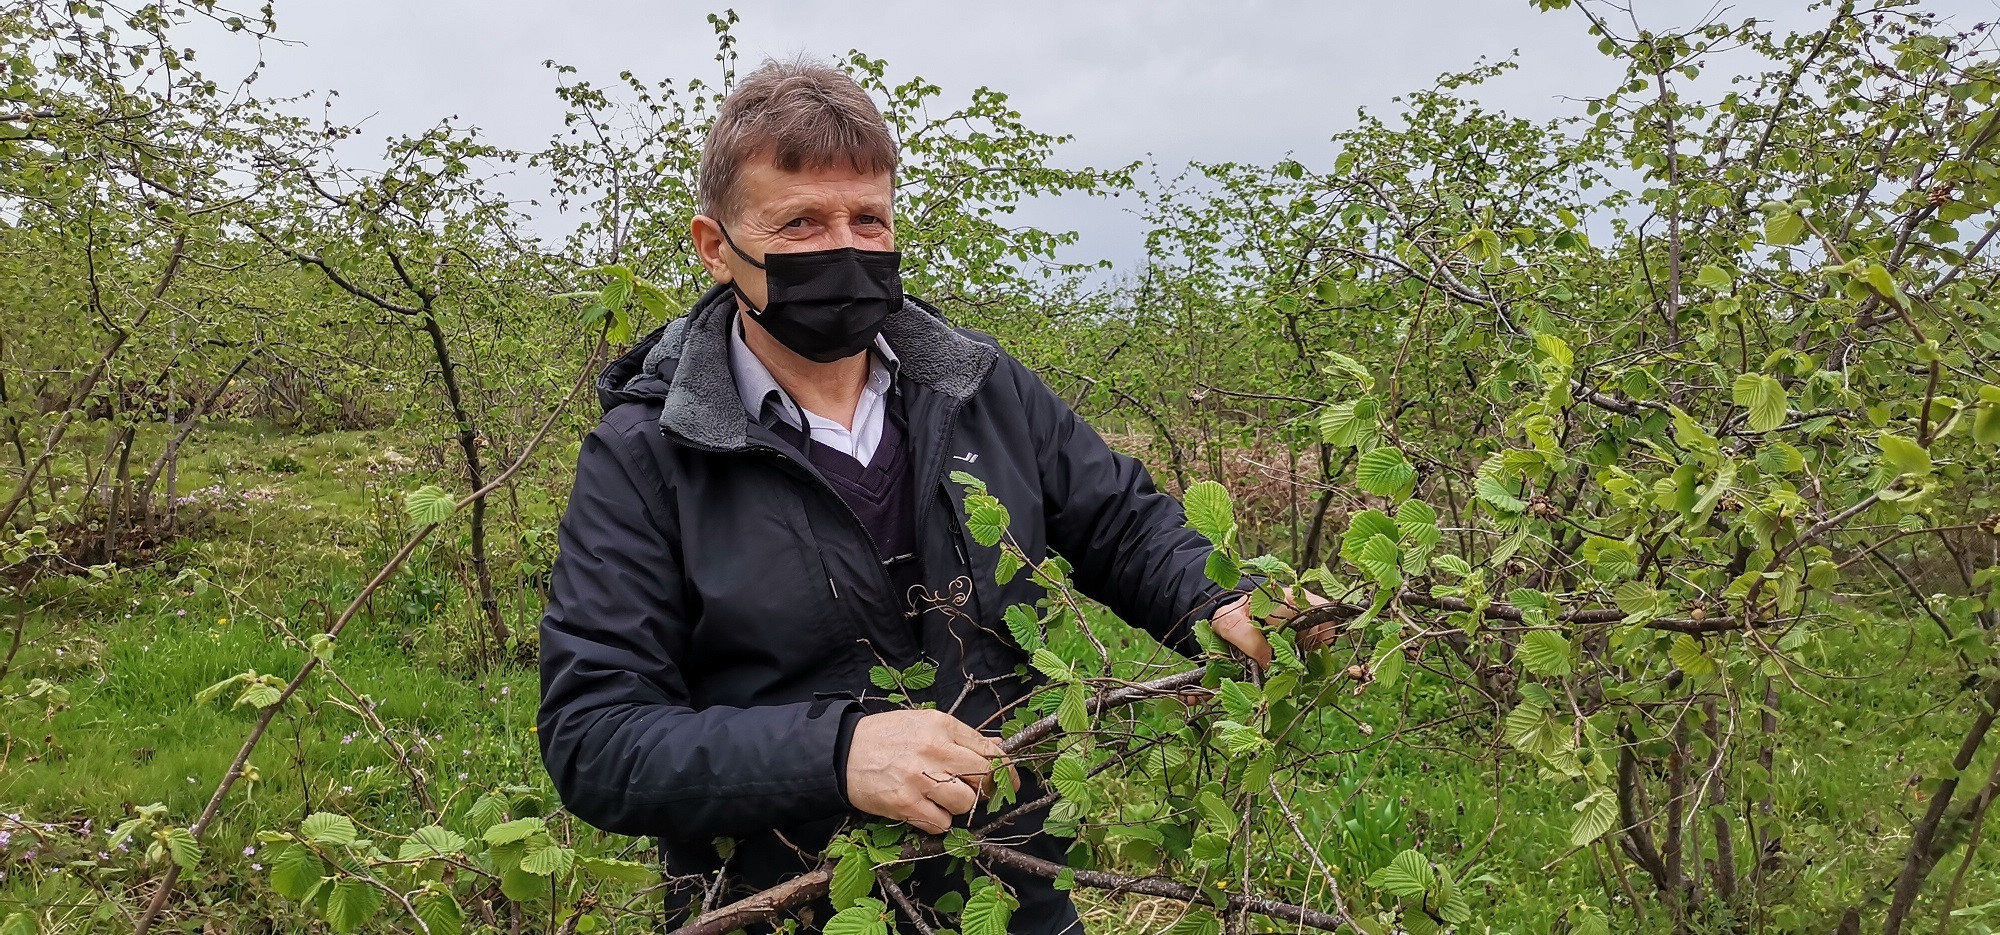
[845,709,1008,834]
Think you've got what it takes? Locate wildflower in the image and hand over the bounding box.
[218,617,229,625]
[457,773,468,781]
[0,831,11,848]
[341,785,352,794]
[500,686,510,696]
[251,863,262,871]
[528,725,538,734]
[176,609,186,617]
[243,846,256,856]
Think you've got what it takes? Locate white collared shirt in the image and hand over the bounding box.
[728,313,898,466]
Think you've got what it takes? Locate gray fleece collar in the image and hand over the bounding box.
[642,285,998,451]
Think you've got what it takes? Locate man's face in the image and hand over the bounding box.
[694,159,895,312]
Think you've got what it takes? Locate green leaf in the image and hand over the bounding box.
[1764,209,1806,246]
[500,862,545,902]
[965,495,1010,547]
[1613,582,1662,623]
[1030,648,1074,682]
[414,890,465,935]
[1570,788,1619,846]
[404,485,455,526]
[1475,474,1527,514]
[1876,433,1932,478]
[1049,754,1091,803]
[1974,398,2000,446]
[1572,904,1611,935]
[1004,605,1043,652]
[830,850,873,911]
[1695,264,1734,291]
[824,899,890,935]
[1756,441,1805,475]
[0,914,33,935]
[1519,630,1575,677]
[948,470,987,493]
[1355,534,1402,589]
[1355,447,1419,501]
[1318,396,1381,448]
[1183,481,1235,546]
[399,826,467,861]
[482,816,546,847]
[1204,549,1241,590]
[577,857,657,884]
[994,549,1023,584]
[158,826,201,870]
[1058,681,1090,733]
[1732,374,1789,432]
[1197,788,1240,836]
[1216,679,1258,722]
[325,878,384,934]
[1504,702,1558,755]
[1367,849,1436,899]
[901,662,936,691]
[301,812,357,847]
[1342,509,1398,563]
[961,883,1017,935]
[1670,635,1718,679]
[868,666,898,691]
[1322,350,1376,390]
[465,793,507,832]
[269,844,325,901]
[519,839,574,876]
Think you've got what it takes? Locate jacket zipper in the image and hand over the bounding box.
[746,442,901,609]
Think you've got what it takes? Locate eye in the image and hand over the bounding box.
[784,217,813,229]
[857,215,886,227]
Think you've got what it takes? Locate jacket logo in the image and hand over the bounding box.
[953,451,979,463]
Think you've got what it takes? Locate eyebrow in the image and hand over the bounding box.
[763,195,894,221]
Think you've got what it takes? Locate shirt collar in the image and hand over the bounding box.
[727,310,899,430]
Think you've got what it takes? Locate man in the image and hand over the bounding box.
[537,58,1273,933]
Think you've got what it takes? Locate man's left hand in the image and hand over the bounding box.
[1210,586,1330,668]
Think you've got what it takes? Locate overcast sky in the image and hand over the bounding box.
[199,0,2000,273]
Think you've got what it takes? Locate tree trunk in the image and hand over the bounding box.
[422,313,507,649]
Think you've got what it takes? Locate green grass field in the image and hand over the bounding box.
[0,424,1990,933]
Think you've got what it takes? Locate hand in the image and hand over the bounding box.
[844,709,1013,834]
[1210,585,1331,668]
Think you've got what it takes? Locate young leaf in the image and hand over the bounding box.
[1049,754,1091,803]
[325,878,385,934]
[1732,373,1789,432]
[161,827,202,871]
[399,826,468,861]
[1570,788,1618,846]
[300,812,357,847]
[964,495,1010,547]
[1058,681,1090,733]
[1876,433,1932,478]
[269,844,325,901]
[948,470,987,493]
[482,816,546,847]
[1204,549,1241,590]
[960,884,1016,935]
[1004,604,1044,652]
[414,890,465,935]
[1182,481,1235,546]
[1519,629,1575,677]
[519,839,574,876]
[1670,634,1718,679]
[1366,849,1436,899]
[1355,446,1418,501]
[868,666,898,691]
[404,485,455,527]
[1475,475,1527,514]
[829,850,873,911]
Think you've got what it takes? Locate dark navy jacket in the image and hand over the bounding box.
[537,285,1230,931]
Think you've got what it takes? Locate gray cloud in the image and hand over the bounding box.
[203,0,2000,271]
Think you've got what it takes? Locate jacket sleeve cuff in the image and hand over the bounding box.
[832,705,863,802]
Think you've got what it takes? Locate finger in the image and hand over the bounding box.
[939,744,999,792]
[945,718,1005,759]
[922,774,979,816]
[1213,613,1274,667]
[903,799,956,835]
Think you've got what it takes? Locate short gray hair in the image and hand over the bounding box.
[697,58,898,222]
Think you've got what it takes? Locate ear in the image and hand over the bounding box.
[690,215,732,283]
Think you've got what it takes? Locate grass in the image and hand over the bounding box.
[0,422,1992,933]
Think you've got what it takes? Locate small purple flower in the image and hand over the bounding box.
[177,609,186,617]
[251,863,262,871]
[499,686,510,696]
[0,831,12,848]
[243,846,256,856]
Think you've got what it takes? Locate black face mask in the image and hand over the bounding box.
[720,225,902,364]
